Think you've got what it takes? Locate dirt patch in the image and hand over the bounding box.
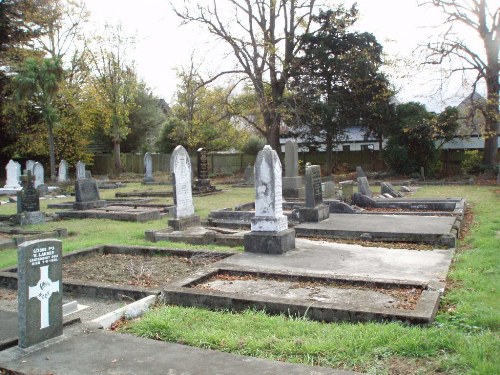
[63,253,224,288]
[0,288,16,300]
[194,273,423,310]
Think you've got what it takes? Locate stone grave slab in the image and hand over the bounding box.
[57,205,164,222]
[18,239,63,348]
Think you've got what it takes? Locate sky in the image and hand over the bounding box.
[83,0,487,112]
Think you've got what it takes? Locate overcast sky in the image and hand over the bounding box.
[83,0,486,112]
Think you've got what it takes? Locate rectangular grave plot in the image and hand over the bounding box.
[163,268,440,324]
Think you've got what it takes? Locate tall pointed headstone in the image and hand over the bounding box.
[4,159,21,189]
[33,162,44,188]
[75,161,85,180]
[143,152,155,183]
[57,160,69,183]
[26,160,35,173]
[244,145,295,254]
[282,140,304,198]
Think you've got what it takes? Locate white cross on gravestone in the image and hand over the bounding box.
[28,265,60,329]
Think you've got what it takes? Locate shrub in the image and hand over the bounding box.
[461,150,483,175]
[241,135,266,155]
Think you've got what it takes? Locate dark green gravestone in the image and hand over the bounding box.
[18,239,63,348]
[305,165,323,208]
[16,171,40,213]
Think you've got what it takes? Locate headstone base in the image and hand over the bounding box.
[168,215,201,231]
[327,200,357,213]
[244,228,295,254]
[193,179,216,193]
[298,204,329,222]
[73,200,106,210]
[14,211,46,226]
[250,215,288,232]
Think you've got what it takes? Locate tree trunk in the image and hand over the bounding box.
[325,132,333,176]
[113,141,122,172]
[48,123,56,182]
[483,80,499,166]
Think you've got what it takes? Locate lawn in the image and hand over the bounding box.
[123,185,500,374]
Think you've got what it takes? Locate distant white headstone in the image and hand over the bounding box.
[75,161,85,180]
[33,162,44,188]
[170,145,194,218]
[4,159,21,189]
[57,160,69,183]
[251,145,288,232]
[284,140,299,177]
[144,152,153,180]
[26,160,35,173]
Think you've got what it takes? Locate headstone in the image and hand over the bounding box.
[57,160,69,183]
[17,172,40,214]
[381,182,403,198]
[75,161,85,180]
[339,180,354,203]
[73,178,106,210]
[197,148,209,180]
[400,186,411,193]
[4,159,21,189]
[244,164,254,185]
[244,145,295,254]
[298,164,329,222]
[18,239,63,348]
[33,162,44,188]
[357,176,373,198]
[168,145,200,230]
[84,170,91,179]
[26,160,35,173]
[143,152,154,183]
[282,140,304,198]
[356,166,366,178]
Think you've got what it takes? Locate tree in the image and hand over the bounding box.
[13,57,63,181]
[174,0,317,151]
[289,7,393,174]
[420,0,499,166]
[86,23,139,171]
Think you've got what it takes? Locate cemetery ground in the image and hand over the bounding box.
[0,183,498,373]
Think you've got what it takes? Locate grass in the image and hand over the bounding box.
[123,185,500,374]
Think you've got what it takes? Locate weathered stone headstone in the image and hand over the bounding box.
[381,182,403,198]
[84,170,91,179]
[143,152,154,183]
[73,178,106,210]
[4,159,21,189]
[298,164,329,222]
[356,166,366,178]
[244,145,295,254]
[194,148,215,192]
[26,160,35,173]
[244,164,254,185]
[282,140,304,198]
[17,172,40,214]
[75,161,85,180]
[18,239,63,348]
[168,145,200,230]
[339,180,354,203]
[33,162,44,188]
[57,160,69,183]
[357,176,373,198]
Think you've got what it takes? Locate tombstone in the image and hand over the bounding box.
[298,164,329,222]
[18,239,63,348]
[33,162,44,188]
[282,140,304,198]
[75,161,86,180]
[244,164,254,185]
[73,178,106,210]
[244,145,295,254]
[143,152,155,183]
[381,182,403,198]
[194,148,215,192]
[4,159,21,189]
[168,145,201,230]
[57,160,69,183]
[17,171,40,214]
[356,166,366,178]
[26,160,35,173]
[84,170,91,179]
[357,176,373,198]
[339,180,354,203]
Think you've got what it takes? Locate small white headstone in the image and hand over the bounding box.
[26,160,35,173]
[57,160,69,183]
[4,159,21,189]
[33,162,44,188]
[170,145,195,218]
[75,161,85,180]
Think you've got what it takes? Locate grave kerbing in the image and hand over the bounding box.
[168,145,201,230]
[244,145,295,254]
[18,239,63,348]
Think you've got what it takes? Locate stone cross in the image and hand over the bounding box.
[284,140,299,177]
[18,239,63,348]
[144,152,153,180]
[75,161,85,180]
[305,164,323,208]
[170,145,195,219]
[57,159,69,183]
[4,159,21,189]
[251,145,288,232]
[33,162,44,188]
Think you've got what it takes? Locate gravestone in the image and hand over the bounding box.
[84,170,91,179]
[75,161,85,180]
[73,178,106,210]
[244,164,254,185]
[15,172,46,225]
[194,148,216,192]
[26,160,35,173]
[57,160,69,183]
[143,152,155,183]
[356,166,366,178]
[4,159,21,189]
[339,180,354,202]
[298,164,329,222]
[18,239,63,348]
[244,145,295,254]
[33,162,44,188]
[357,176,373,198]
[282,140,304,198]
[168,145,200,230]
[381,182,403,198]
